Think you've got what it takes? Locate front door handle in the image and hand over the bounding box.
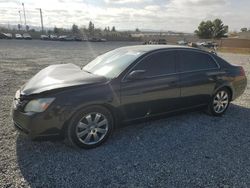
[170,80,177,85]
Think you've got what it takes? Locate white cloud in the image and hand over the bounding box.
[162,0,249,31]
[144,5,161,11]
[0,0,249,32]
[104,0,146,4]
[172,0,227,7]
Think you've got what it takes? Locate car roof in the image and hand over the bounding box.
[117,45,197,53]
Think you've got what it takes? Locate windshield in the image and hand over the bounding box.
[83,48,144,79]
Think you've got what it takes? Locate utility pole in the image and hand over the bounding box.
[22,3,27,31]
[37,8,44,33]
[18,10,22,30]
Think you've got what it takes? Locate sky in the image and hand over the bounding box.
[0,0,249,32]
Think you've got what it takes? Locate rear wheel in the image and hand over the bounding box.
[207,88,231,116]
[66,106,114,149]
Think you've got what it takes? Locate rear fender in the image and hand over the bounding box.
[212,83,234,101]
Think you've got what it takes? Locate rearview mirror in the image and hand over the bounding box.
[126,70,146,80]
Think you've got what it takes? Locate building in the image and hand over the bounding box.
[238,31,250,39]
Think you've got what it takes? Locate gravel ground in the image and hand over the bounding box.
[0,40,250,188]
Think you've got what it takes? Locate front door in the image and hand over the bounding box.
[120,50,181,120]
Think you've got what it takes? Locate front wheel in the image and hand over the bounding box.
[66,106,114,149]
[207,88,231,116]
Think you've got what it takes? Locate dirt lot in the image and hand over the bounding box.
[0,40,250,188]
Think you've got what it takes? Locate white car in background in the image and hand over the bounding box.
[177,40,188,45]
[23,33,32,40]
[49,34,58,40]
[40,35,49,40]
[1,33,12,39]
[15,34,23,39]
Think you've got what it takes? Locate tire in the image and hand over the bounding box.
[65,105,114,149]
[207,88,231,116]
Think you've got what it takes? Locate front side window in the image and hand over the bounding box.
[132,51,176,77]
[178,50,218,72]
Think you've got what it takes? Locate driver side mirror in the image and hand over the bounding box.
[126,70,146,81]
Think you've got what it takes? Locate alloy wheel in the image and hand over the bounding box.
[76,113,109,145]
[213,90,229,113]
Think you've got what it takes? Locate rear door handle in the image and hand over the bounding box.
[170,80,178,85]
[208,77,215,81]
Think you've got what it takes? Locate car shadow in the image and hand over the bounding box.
[16,103,250,187]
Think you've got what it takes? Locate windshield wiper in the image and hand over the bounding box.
[82,69,93,74]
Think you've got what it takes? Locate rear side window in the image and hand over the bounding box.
[134,51,176,77]
[178,50,218,72]
[212,54,231,68]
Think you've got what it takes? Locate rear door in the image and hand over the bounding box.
[120,50,181,120]
[176,50,220,108]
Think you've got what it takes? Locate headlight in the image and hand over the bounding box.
[15,89,20,99]
[24,98,55,113]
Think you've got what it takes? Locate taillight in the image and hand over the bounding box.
[239,66,245,76]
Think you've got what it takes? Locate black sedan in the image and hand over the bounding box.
[12,45,247,148]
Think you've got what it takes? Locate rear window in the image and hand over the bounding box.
[178,50,218,72]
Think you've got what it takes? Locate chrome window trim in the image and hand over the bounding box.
[122,48,220,82]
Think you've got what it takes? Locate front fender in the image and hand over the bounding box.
[55,83,121,131]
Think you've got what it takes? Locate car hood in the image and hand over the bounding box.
[21,63,107,95]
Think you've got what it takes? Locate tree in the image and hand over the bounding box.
[25,25,29,31]
[88,21,95,36]
[111,26,116,32]
[212,19,228,38]
[135,28,140,32]
[54,27,60,34]
[195,20,214,38]
[195,19,228,39]
[29,29,36,32]
[47,30,53,35]
[72,24,79,34]
[17,24,21,31]
[241,28,248,32]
